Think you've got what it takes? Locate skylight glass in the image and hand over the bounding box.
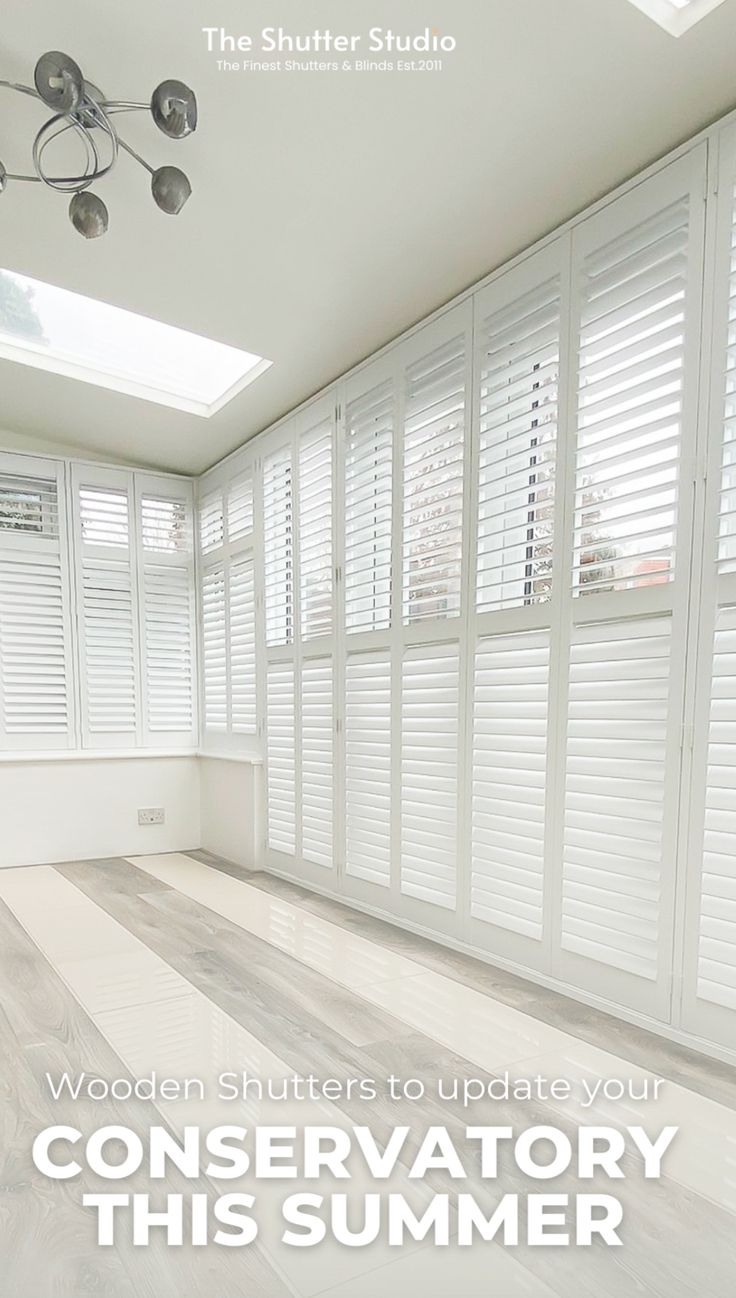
[0,268,271,417]
[626,0,728,35]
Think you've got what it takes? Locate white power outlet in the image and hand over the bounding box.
[138,807,165,826]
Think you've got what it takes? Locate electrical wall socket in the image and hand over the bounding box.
[138,807,165,826]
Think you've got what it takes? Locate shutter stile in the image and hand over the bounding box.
[345,652,391,886]
[476,279,560,613]
[472,629,550,940]
[403,335,465,623]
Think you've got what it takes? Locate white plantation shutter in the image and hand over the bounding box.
[202,564,227,730]
[301,658,333,867]
[401,645,459,909]
[345,652,391,887]
[695,607,736,1013]
[0,456,73,749]
[264,447,294,647]
[227,473,254,544]
[476,275,560,613]
[200,488,224,554]
[345,376,393,633]
[402,333,465,623]
[267,663,296,853]
[74,470,139,745]
[230,556,257,733]
[562,616,672,982]
[573,199,689,596]
[137,482,195,742]
[472,630,550,942]
[299,420,333,641]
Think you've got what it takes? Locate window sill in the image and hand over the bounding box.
[0,749,199,764]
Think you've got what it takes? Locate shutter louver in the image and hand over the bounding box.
[264,448,294,647]
[574,200,688,595]
[142,565,192,733]
[141,495,188,553]
[476,279,559,613]
[301,658,333,867]
[562,616,671,980]
[345,380,393,633]
[202,565,226,729]
[299,423,333,640]
[401,645,459,909]
[267,663,296,854]
[0,463,70,746]
[230,556,257,733]
[472,630,550,939]
[403,334,465,623]
[227,473,254,544]
[200,489,224,554]
[345,653,391,886]
[696,606,736,1011]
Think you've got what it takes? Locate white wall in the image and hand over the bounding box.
[199,757,261,871]
[0,756,201,868]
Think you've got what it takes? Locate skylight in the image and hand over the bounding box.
[626,0,728,35]
[0,268,271,417]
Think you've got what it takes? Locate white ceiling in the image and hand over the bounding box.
[2,0,736,474]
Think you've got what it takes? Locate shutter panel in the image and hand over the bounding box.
[227,473,254,544]
[695,606,736,1011]
[202,564,226,730]
[142,565,193,733]
[401,645,459,909]
[562,616,671,981]
[76,477,138,743]
[403,334,464,623]
[573,199,688,595]
[0,459,72,748]
[263,447,294,647]
[345,379,393,633]
[472,629,550,940]
[301,658,333,867]
[267,663,296,853]
[476,278,559,613]
[200,488,224,554]
[139,484,194,741]
[230,555,257,733]
[719,173,736,575]
[299,421,333,641]
[345,652,391,886]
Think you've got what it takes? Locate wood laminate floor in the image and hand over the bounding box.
[0,851,734,1297]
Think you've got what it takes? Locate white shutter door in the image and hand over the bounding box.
[75,472,139,746]
[230,555,256,733]
[561,616,672,990]
[299,419,333,641]
[471,630,550,955]
[476,277,560,613]
[264,446,294,648]
[267,663,296,854]
[401,644,459,910]
[345,652,391,887]
[301,657,333,868]
[344,374,393,633]
[402,332,465,623]
[202,564,227,731]
[0,457,73,750]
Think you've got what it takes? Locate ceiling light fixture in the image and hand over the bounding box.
[625,0,728,35]
[0,52,197,238]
